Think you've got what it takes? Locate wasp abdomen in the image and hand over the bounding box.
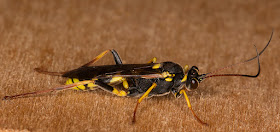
[65,78,97,90]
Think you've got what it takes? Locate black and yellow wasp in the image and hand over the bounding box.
[3,32,273,125]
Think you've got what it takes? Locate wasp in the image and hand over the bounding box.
[3,32,273,126]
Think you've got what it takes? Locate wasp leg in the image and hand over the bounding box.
[147,57,157,63]
[105,76,129,89]
[180,90,208,126]
[82,50,111,67]
[3,80,96,100]
[82,49,123,67]
[34,50,111,75]
[111,49,123,64]
[95,80,128,96]
[34,49,111,75]
[34,68,66,76]
[132,83,157,123]
[35,49,123,76]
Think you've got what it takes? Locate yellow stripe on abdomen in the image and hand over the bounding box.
[65,78,87,90]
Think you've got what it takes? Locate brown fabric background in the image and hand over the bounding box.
[0,0,279,131]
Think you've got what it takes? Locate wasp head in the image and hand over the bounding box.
[172,66,206,98]
[185,66,206,91]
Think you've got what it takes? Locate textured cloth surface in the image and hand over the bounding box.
[0,0,279,131]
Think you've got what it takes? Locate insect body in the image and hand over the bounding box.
[3,32,273,125]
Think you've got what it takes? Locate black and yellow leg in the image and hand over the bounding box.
[82,50,111,67]
[107,76,129,89]
[34,50,110,76]
[147,57,157,63]
[108,76,124,84]
[35,49,123,76]
[35,50,111,75]
[3,80,96,100]
[95,80,127,96]
[82,49,123,67]
[180,90,208,126]
[132,83,157,123]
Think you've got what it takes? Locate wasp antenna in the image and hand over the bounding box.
[205,31,272,76]
[204,45,260,79]
[244,30,273,62]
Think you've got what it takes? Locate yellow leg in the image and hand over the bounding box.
[82,50,111,67]
[112,88,127,96]
[122,79,129,89]
[108,76,129,89]
[132,83,157,123]
[183,65,189,73]
[147,57,157,63]
[180,90,208,126]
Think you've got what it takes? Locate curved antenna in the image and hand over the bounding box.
[244,30,273,62]
[204,30,273,77]
[204,45,260,79]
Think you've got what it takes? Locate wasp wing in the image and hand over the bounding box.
[62,63,163,80]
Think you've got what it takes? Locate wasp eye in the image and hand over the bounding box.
[192,66,199,71]
[190,78,199,89]
[189,69,198,76]
[188,66,199,77]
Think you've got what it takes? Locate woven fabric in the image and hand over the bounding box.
[0,0,279,131]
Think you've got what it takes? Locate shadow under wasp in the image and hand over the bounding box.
[3,32,273,126]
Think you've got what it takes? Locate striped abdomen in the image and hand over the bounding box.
[65,78,97,91]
